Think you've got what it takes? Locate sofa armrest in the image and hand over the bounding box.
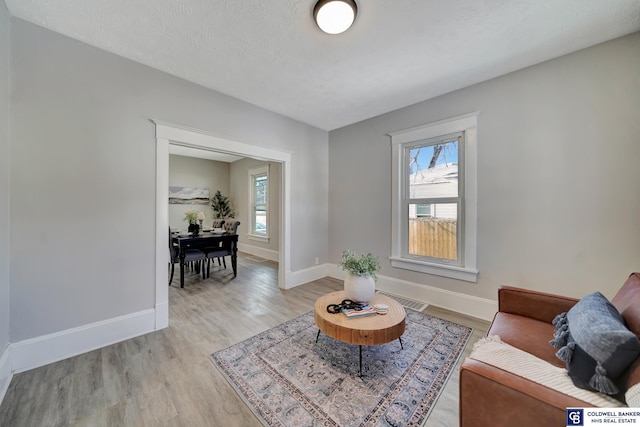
[460,358,593,427]
[498,286,579,323]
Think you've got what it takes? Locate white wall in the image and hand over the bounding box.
[329,33,640,306]
[168,155,230,231]
[229,158,281,257]
[9,18,328,343]
[0,0,11,385]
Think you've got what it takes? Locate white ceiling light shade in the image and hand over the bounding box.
[313,0,358,35]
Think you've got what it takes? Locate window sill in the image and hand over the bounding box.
[248,234,270,243]
[389,256,478,283]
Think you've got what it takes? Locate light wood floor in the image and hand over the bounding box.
[0,253,489,427]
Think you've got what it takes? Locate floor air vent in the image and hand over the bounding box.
[376,291,428,311]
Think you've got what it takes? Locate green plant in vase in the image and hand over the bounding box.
[338,250,381,302]
[184,208,200,233]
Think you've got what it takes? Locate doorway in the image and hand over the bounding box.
[153,120,291,329]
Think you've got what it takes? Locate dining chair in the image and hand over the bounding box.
[221,219,241,234]
[169,228,206,286]
[205,219,240,276]
[204,219,226,267]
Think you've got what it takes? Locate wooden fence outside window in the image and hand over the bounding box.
[408,218,457,260]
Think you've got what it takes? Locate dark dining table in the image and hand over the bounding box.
[172,231,239,288]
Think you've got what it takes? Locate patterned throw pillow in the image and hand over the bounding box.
[550,291,640,396]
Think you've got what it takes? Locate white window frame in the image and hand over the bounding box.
[248,165,269,243]
[389,113,478,282]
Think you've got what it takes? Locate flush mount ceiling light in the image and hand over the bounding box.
[313,0,358,35]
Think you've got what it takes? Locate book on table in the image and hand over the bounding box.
[341,304,377,318]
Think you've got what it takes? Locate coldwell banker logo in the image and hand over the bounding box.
[567,409,584,426]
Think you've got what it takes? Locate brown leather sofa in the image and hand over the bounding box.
[460,272,640,427]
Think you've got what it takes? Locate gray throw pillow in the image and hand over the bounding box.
[550,291,640,396]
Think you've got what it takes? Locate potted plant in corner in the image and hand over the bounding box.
[338,250,381,303]
[210,190,236,219]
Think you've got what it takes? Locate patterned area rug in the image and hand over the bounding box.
[211,310,472,427]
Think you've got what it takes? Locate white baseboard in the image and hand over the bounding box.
[237,243,279,262]
[155,301,169,329]
[375,275,497,321]
[0,347,12,405]
[10,308,157,374]
[285,264,329,289]
[328,265,497,321]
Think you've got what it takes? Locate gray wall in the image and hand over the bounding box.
[230,158,281,253]
[329,32,640,302]
[168,155,230,231]
[0,2,10,353]
[9,19,328,342]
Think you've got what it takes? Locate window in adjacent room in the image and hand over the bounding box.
[390,113,478,282]
[249,165,269,242]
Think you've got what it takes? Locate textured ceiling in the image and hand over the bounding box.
[5,0,640,130]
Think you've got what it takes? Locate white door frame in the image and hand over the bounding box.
[152,120,291,329]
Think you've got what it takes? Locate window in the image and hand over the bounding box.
[415,204,432,217]
[406,133,462,262]
[249,165,269,242]
[390,113,478,282]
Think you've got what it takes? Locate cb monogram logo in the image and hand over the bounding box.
[567,409,584,426]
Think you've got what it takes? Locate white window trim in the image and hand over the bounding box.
[248,234,270,243]
[389,112,479,283]
[248,165,270,243]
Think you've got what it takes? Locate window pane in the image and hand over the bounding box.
[255,175,267,204]
[408,140,458,199]
[408,203,457,260]
[254,207,267,234]
[415,204,431,217]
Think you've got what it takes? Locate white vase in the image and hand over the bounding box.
[344,273,375,303]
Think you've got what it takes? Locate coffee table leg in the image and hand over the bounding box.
[315,329,321,343]
[399,337,404,350]
[359,345,363,377]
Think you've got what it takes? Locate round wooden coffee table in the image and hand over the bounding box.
[314,290,406,376]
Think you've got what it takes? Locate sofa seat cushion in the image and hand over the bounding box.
[469,336,626,408]
[489,312,564,368]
